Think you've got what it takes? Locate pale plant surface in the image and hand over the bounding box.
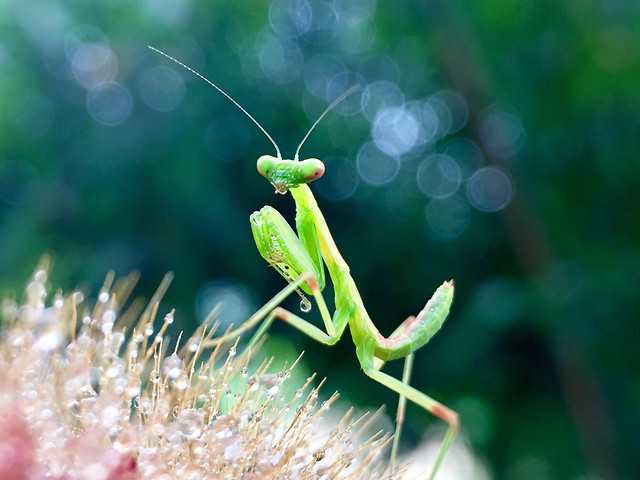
[0,259,393,480]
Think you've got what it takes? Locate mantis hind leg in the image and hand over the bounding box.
[357,338,459,480]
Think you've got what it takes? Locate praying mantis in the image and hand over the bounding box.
[150,46,459,479]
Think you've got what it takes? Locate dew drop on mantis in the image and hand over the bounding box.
[149,45,459,479]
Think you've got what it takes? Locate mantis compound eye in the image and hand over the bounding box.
[257,155,278,178]
[297,158,325,183]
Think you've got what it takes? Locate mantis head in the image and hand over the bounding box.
[257,155,325,194]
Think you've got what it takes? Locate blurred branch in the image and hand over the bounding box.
[554,340,618,480]
[433,16,552,274]
[431,8,618,477]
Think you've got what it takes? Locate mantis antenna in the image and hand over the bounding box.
[293,84,361,161]
[148,46,282,160]
[148,46,359,163]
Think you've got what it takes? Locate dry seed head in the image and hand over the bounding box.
[0,259,395,479]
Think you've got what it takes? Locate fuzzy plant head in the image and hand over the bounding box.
[0,258,394,480]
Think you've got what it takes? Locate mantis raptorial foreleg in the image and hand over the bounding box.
[150,45,459,480]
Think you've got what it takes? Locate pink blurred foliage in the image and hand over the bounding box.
[0,403,36,480]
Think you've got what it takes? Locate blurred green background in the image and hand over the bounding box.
[1,0,639,478]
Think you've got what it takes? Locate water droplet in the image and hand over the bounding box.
[300,298,311,312]
[162,354,183,380]
[101,320,114,335]
[26,281,46,302]
[138,397,152,414]
[34,269,47,282]
[250,212,262,226]
[149,370,160,384]
[172,372,189,391]
[100,405,120,428]
[102,309,116,323]
[177,409,203,439]
[105,361,124,378]
[77,332,92,348]
[126,385,140,397]
[53,295,64,309]
[224,442,242,461]
[35,331,62,352]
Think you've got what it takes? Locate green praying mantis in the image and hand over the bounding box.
[150,46,459,479]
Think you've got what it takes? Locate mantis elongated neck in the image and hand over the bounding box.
[289,184,348,271]
[289,183,375,347]
[289,184,368,311]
